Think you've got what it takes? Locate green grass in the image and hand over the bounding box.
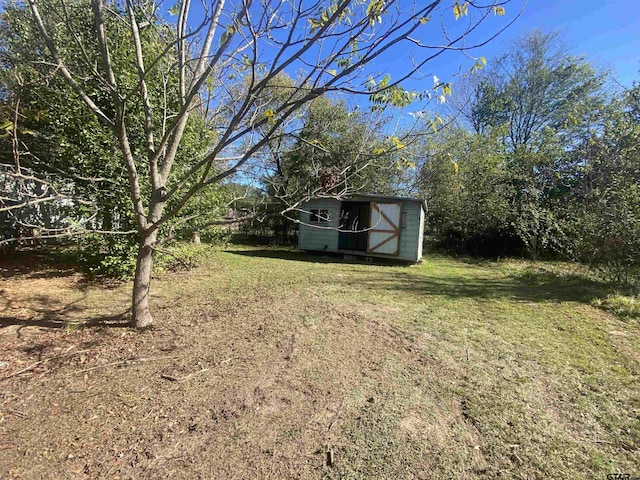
[207,247,639,478]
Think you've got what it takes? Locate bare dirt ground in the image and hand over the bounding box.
[1,249,639,479]
[0,254,443,479]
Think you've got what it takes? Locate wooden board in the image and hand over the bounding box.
[367,202,401,255]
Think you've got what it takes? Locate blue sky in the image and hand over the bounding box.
[171,1,638,93]
[502,0,638,86]
[435,0,640,88]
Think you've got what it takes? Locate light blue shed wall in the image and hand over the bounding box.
[397,202,423,262]
[297,198,340,252]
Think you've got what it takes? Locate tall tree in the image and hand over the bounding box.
[274,97,394,198]
[1,0,522,327]
[470,31,607,151]
[418,125,515,255]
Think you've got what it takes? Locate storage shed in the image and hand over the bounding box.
[297,194,426,262]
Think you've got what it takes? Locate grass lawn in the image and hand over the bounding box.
[1,246,639,479]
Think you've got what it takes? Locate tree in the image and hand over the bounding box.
[0,0,214,255]
[274,97,396,197]
[470,31,607,151]
[1,0,522,327]
[455,31,609,258]
[417,125,516,255]
[560,82,640,286]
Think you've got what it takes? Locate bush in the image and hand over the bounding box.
[197,225,233,245]
[76,234,138,279]
[155,243,214,273]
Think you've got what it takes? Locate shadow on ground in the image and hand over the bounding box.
[0,313,130,329]
[0,289,130,329]
[228,249,611,306]
[227,248,414,267]
[350,270,609,305]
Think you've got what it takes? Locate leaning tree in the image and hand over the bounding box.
[2,0,523,327]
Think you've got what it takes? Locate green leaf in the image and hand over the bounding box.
[453,2,469,20]
[327,69,337,77]
[366,0,385,26]
[168,4,179,16]
[220,25,234,46]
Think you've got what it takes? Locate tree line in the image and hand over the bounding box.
[414,31,639,289]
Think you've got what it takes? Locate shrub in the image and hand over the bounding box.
[76,234,138,279]
[155,243,214,273]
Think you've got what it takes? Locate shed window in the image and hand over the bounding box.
[401,211,407,228]
[310,209,329,223]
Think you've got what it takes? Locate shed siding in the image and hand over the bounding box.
[298,199,340,252]
[398,202,422,262]
[417,205,425,259]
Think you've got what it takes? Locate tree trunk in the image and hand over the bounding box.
[131,231,157,329]
[190,230,201,244]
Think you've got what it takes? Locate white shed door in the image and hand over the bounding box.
[368,202,401,255]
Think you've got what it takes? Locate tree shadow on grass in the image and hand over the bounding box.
[338,269,611,305]
[1,253,125,292]
[227,249,414,267]
[0,255,79,280]
[0,291,130,329]
[227,249,612,305]
[0,313,130,330]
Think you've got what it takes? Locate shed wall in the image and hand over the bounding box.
[397,202,423,262]
[297,198,340,252]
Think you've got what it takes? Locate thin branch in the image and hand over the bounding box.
[26,0,114,127]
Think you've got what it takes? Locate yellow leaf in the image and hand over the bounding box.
[453,2,468,20]
[479,56,486,66]
[419,17,430,25]
[391,136,406,150]
[327,69,337,76]
[264,109,276,123]
[494,6,505,15]
[452,160,459,174]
